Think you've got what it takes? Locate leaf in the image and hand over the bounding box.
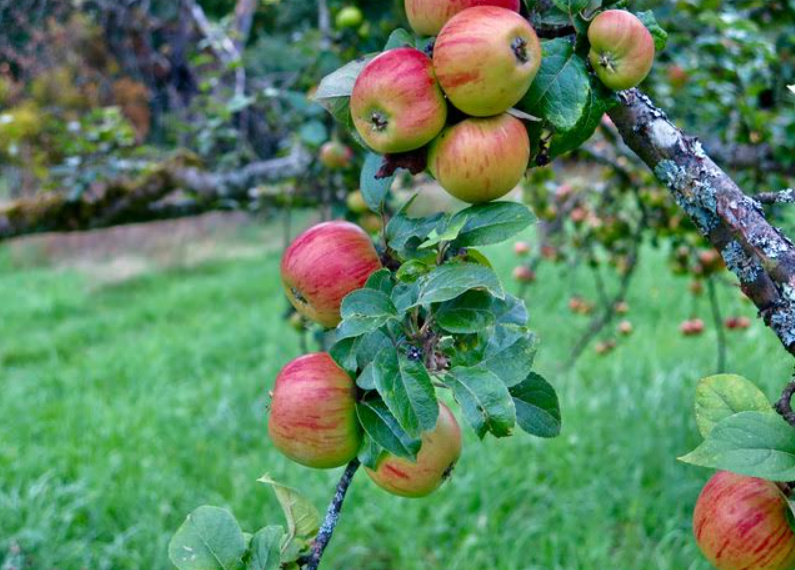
[444,366,516,438]
[549,78,616,158]
[257,476,320,541]
[490,294,528,326]
[298,121,327,147]
[435,291,496,334]
[364,268,394,294]
[551,0,590,15]
[336,289,399,340]
[414,263,504,307]
[451,203,536,247]
[386,198,445,252]
[396,259,431,283]
[480,327,537,387]
[419,216,467,249]
[246,526,283,570]
[314,56,374,101]
[679,412,795,481]
[357,432,385,469]
[391,282,420,313]
[168,506,246,570]
[695,374,774,438]
[356,396,422,460]
[360,153,393,212]
[636,11,668,52]
[518,38,590,132]
[384,29,414,50]
[510,372,561,438]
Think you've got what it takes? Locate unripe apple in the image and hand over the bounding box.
[335,6,363,29]
[694,471,795,570]
[433,6,541,116]
[351,48,447,154]
[346,189,369,214]
[514,241,530,256]
[319,141,353,170]
[281,221,382,328]
[268,353,362,469]
[404,0,520,37]
[513,265,535,283]
[427,113,529,203]
[588,10,655,91]
[366,402,462,498]
[358,213,383,234]
[618,320,633,336]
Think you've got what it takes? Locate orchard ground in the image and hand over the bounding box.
[1,210,789,570]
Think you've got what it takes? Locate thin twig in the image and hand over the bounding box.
[774,378,795,429]
[755,189,795,205]
[706,277,727,373]
[302,459,360,570]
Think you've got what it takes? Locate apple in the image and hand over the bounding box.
[359,213,383,234]
[427,113,529,203]
[595,340,616,355]
[618,320,633,336]
[588,10,655,91]
[513,265,535,283]
[319,141,353,170]
[366,402,462,498]
[514,241,530,256]
[614,301,630,315]
[281,221,382,328]
[668,65,689,90]
[351,48,447,154]
[268,352,362,469]
[433,6,541,116]
[694,471,795,570]
[404,0,520,37]
[346,189,369,214]
[335,6,363,29]
[680,318,705,336]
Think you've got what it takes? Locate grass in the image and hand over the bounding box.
[0,216,790,570]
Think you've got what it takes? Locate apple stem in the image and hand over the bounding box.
[370,111,388,132]
[774,377,795,429]
[302,459,361,570]
[599,53,616,73]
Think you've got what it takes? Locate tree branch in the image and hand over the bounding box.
[755,189,795,205]
[608,89,795,358]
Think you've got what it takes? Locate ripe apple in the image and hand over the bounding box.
[366,402,462,498]
[335,5,363,29]
[404,0,520,37]
[433,6,541,116]
[588,10,655,91]
[269,352,362,469]
[319,141,353,170]
[427,113,529,203]
[513,265,535,283]
[694,471,795,570]
[346,189,369,214]
[281,221,382,328]
[514,241,530,256]
[680,318,705,336]
[351,48,447,154]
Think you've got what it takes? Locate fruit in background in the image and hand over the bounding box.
[281,221,382,328]
[680,318,705,336]
[568,296,594,315]
[614,301,630,315]
[588,10,655,91]
[351,48,447,154]
[689,280,704,296]
[427,113,529,203]
[618,320,633,336]
[570,206,588,224]
[366,402,462,498]
[698,249,724,275]
[667,65,689,90]
[693,471,795,570]
[433,6,541,116]
[359,213,383,234]
[319,141,353,169]
[514,241,530,256]
[346,189,369,214]
[269,353,362,469]
[595,340,616,355]
[725,316,752,331]
[335,6,363,29]
[541,245,559,261]
[513,265,535,283]
[404,0,520,36]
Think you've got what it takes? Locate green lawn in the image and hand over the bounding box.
[0,217,789,570]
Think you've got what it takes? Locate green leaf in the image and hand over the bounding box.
[679,412,795,481]
[444,366,516,438]
[419,216,467,249]
[384,28,414,50]
[510,372,561,438]
[414,263,504,307]
[356,396,422,460]
[549,79,616,158]
[391,282,420,313]
[491,294,528,326]
[337,289,399,340]
[435,291,496,334]
[451,203,536,247]
[246,526,283,570]
[256,476,320,541]
[386,199,445,252]
[168,506,246,570]
[314,55,374,101]
[695,374,774,438]
[364,268,394,295]
[360,153,393,212]
[396,259,431,283]
[357,432,385,469]
[518,38,590,132]
[480,327,537,387]
[551,0,590,15]
[636,10,668,52]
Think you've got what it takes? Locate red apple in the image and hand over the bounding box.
[588,10,655,91]
[427,113,529,203]
[268,353,362,469]
[405,0,520,36]
[513,265,535,283]
[281,221,382,328]
[681,318,705,336]
[514,241,531,256]
[433,6,541,116]
[366,402,462,498]
[319,141,353,169]
[351,47,447,154]
[694,471,795,570]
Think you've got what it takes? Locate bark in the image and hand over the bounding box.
[608,89,795,357]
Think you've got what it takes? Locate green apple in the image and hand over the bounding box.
[588,10,655,91]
